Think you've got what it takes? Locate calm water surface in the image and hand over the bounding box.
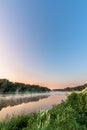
[0,92,68,121]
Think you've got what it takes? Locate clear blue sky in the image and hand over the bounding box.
[0,0,87,89]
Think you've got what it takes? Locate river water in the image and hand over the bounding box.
[0,92,68,121]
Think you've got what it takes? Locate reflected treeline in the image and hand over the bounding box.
[0,95,49,110]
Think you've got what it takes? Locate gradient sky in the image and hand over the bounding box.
[0,0,87,89]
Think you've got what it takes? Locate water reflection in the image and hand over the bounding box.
[0,92,67,121]
[0,94,49,110]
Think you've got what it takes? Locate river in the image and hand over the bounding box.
[0,92,69,121]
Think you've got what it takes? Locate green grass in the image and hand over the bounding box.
[0,89,87,130]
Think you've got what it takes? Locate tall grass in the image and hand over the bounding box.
[0,89,87,130]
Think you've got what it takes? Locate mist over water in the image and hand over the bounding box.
[0,92,67,121]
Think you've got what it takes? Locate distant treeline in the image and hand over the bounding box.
[53,84,87,91]
[0,79,51,93]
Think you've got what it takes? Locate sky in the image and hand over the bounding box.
[0,0,87,89]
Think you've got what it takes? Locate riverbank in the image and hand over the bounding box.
[0,89,87,129]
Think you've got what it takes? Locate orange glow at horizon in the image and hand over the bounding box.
[0,72,85,89]
[0,40,86,89]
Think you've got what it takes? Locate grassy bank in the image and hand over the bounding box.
[0,89,87,130]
